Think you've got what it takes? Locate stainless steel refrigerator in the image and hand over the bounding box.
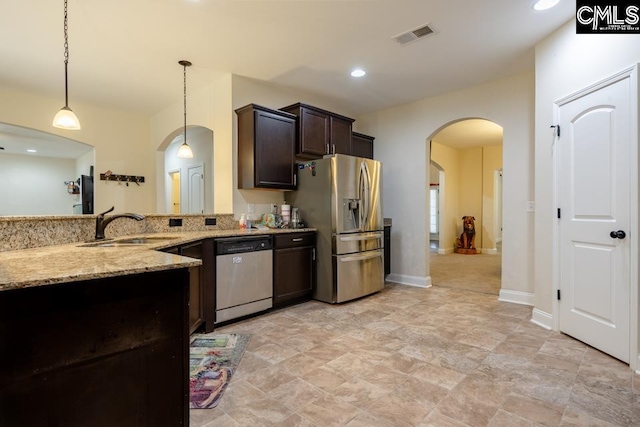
[289,154,384,303]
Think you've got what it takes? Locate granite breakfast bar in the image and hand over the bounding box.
[0,224,315,427]
[0,240,202,426]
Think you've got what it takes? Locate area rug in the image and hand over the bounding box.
[189,333,251,409]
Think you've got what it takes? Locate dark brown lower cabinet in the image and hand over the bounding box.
[273,232,315,308]
[384,225,391,277]
[162,239,215,333]
[0,269,190,427]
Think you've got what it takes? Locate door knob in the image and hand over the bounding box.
[610,230,626,239]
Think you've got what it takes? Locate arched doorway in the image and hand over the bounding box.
[428,118,503,295]
[156,126,214,214]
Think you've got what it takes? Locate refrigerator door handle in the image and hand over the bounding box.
[359,161,370,228]
[339,251,382,263]
[339,233,383,242]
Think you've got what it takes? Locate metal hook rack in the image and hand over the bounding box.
[99,172,145,186]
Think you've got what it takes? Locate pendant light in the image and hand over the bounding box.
[177,60,194,159]
[53,0,81,130]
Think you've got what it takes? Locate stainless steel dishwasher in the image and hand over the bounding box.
[215,235,273,323]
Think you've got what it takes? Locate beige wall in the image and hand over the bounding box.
[431,142,460,251]
[230,75,357,219]
[458,147,483,245]
[151,75,234,214]
[535,20,640,329]
[482,145,503,251]
[0,84,154,214]
[358,72,533,291]
[431,142,502,253]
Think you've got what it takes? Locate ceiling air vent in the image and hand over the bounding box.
[393,23,435,46]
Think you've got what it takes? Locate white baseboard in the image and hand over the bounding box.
[531,308,553,330]
[438,247,454,255]
[386,273,432,288]
[498,289,534,306]
[481,248,498,255]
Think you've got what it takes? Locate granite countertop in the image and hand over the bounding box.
[0,228,316,292]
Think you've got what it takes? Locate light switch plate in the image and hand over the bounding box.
[247,203,255,213]
[526,201,535,212]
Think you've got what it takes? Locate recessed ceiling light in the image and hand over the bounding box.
[27,149,37,153]
[351,69,366,78]
[533,0,559,11]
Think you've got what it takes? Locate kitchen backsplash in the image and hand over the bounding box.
[0,214,235,252]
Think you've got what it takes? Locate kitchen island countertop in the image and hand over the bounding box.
[0,227,316,292]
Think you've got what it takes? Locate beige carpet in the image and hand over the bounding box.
[430,249,502,295]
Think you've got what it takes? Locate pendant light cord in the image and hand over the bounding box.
[183,62,187,143]
[63,0,70,107]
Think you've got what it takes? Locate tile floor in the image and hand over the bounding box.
[190,284,639,426]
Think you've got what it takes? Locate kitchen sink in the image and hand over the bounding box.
[116,236,180,244]
[80,236,180,247]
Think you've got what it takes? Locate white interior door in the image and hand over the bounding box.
[557,75,631,363]
[188,165,204,214]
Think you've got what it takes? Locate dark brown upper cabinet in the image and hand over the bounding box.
[280,103,355,159]
[236,104,298,190]
[351,132,375,159]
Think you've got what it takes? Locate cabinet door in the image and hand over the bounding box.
[273,246,314,307]
[255,110,297,189]
[351,132,374,159]
[300,107,330,157]
[330,116,352,155]
[180,242,204,334]
[384,226,391,276]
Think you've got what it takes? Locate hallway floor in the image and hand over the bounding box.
[430,244,502,295]
[191,284,638,426]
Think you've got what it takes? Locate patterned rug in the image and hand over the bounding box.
[189,333,251,409]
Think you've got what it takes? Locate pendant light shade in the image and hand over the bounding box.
[177,60,193,159]
[53,106,81,130]
[177,140,193,158]
[53,0,81,130]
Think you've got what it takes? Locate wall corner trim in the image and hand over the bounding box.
[386,274,431,288]
[531,308,553,330]
[498,289,534,306]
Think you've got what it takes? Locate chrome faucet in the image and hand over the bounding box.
[95,206,145,240]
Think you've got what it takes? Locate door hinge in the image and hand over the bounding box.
[557,208,561,219]
[557,289,561,300]
[550,125,561,137]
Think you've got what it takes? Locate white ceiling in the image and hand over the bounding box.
[0,0,574,117]
[0,122,93,159]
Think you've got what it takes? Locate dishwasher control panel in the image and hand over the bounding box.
[215,236,273,255]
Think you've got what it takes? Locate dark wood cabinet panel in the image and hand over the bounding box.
[384,226,391,277]
[299,107,330,156]
[181,241,204,334]
[281,103,354,159]
[273,232,316,308]
[352,132,375,159]
[236,104,297,190]
[162,239,215,334]
[331,116,352,155]
[0,269,189,427]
